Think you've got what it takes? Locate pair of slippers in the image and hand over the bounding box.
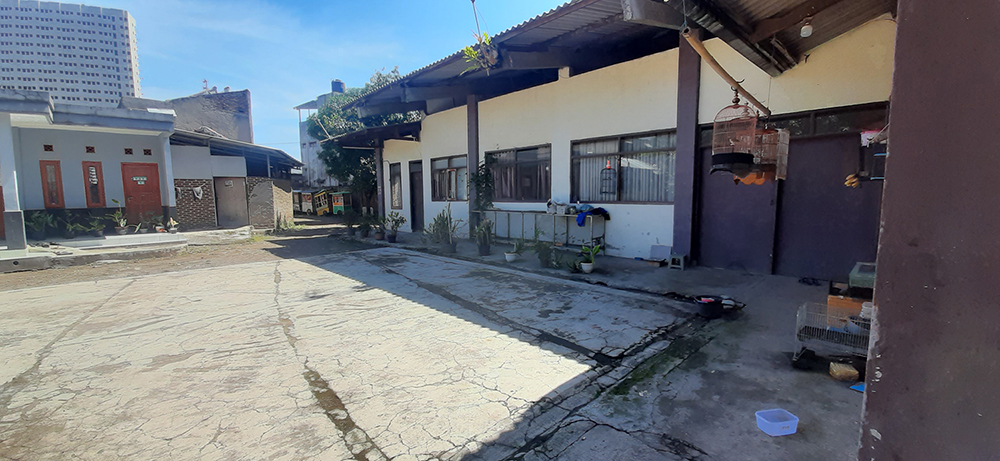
[798,277,823,286]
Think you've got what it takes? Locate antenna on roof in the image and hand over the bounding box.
[202,79,208,90]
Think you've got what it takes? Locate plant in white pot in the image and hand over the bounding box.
[384,211,406,243]
[580,244,601,274]
[505,237,528,262]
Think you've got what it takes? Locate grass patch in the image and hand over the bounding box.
[608,331,715,396]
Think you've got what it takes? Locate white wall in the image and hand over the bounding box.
[383,16,895,259]
[382,139,422,233]
[15,127,166,209]
[699,15,897,123]
[171,145,247,180]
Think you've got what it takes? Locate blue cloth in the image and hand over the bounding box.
[576,207,610,226]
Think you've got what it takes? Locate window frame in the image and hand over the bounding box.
[389,162,402,210]
[39,159,65,208]
[570,129,677,205]
[430,155,468,202]
[486,143,552,203]
[81,160,105,208]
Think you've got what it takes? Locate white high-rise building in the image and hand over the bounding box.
[0,0,140,107]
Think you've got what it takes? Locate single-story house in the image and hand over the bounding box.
[339,0,894,281]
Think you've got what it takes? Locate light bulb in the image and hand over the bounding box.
[800,19,813,38]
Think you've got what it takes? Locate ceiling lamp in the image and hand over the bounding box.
[800,17,814,38]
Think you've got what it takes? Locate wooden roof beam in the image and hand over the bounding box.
[357,100,426,118]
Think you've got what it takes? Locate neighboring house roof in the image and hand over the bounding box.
[121,91,255,143]
[170,129,303,168]
[1,89,175,133]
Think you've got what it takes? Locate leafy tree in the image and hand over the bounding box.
[307,68,420,209]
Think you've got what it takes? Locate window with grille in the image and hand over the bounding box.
[389,163,402,209]
[431,155,467,201]
[488,145,551,202]
[82,160,105,207]
[571,131,676,204]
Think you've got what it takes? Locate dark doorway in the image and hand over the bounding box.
[214,177,249,229]
[409,161,424,232]
[0,186,5,240]
[121,163,162,224]
[696,147,778,273]
[774,135,882,281]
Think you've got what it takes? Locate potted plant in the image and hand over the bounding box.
[108,199,129,235]
[88,217,106,238]
[25,211,55,241]
[532,230,555,268]
[426,204,463,253]
[136,212,153,233]
[165,217,180,234]
[62,220,86,239]
[344,209,358,236]
[358,216,373,238]
[384,211,407,243]
[150,215,165,233]
[505,238,528,263]
[474,218,494,256]
[373,217,386,241]
[580,244,601,274]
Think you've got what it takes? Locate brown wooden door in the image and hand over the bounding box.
[121,163,162,224]
[409,161,423,231]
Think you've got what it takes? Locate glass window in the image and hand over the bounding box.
[82,160,105,207]
[571,131,676,203]
[488,145,551,202]
[389,163,402,210]
[39,159,64,208]
[431,155,468,201]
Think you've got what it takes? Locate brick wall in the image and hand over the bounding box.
[247,176,276,229]
[174,178,217,230]
[272,179,293,227]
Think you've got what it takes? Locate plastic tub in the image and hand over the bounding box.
[756,409,799,436]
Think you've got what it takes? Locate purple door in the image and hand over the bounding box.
[696,147,778,273]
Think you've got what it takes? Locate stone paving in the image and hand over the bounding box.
[0,247,692,460]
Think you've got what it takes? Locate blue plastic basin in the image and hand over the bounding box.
[756,409,799,436]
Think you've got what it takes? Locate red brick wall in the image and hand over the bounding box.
[174,178,217,230]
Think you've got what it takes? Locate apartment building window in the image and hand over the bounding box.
[431,155,468,201]
[82,161,105,207]
[571,130,677,203]
[389,163,402,209]
[39,159,64,208]
[488,145,551,202]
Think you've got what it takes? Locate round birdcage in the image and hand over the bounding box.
[711,99,758,177]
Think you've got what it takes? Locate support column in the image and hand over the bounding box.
[160,133,177,219]
[375,142,385,218]
[859,1,1000,459]
[672,27,702,263]
[0,113,26,252]
[467,94,480,231]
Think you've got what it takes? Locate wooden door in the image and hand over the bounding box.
[214,177,248,228]
[696,147,778,273]
[121,163,162,224]
[409,161,423,231]
[773,135,883,281]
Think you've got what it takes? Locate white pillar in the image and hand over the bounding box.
[160,133,176,208]
[0,113,20,212]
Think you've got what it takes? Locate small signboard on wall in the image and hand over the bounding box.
[132,176,147,185]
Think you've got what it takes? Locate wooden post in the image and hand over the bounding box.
[375,142,386,218]
[672,26,702,261]
[467,94,480,232]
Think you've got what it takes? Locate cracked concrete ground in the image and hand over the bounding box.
[0,246,863,460]
[0,247,691,460]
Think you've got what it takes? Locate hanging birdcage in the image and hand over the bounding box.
[600,159,617,197]
[755,126,790,180]
[711,93,758,178]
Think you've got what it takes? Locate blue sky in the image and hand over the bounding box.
[94,0,567,158]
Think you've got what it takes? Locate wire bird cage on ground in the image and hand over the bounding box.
[794,302,871,362]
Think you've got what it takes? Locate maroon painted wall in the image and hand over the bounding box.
[859,1,1000,459]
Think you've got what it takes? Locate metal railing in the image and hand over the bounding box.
[472,209,605,249]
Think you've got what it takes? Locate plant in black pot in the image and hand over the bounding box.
[88,217,106,238]
[108,199,129,234]
[531,229,555,268]
[384,211,406,243]
[61,219,86,239]
[373,217,386,241]
[165,217,180,234]
[426,204,464,254]
[344,210,359,236]
[474,218,494,256]
[358,216,373,238]
[25,211,55,241]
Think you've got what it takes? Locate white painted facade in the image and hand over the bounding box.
[0,0,141,107]
[14,126,168,209]
[298,118,336,189]
[170,145,247,180]
[380,17,896,259]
